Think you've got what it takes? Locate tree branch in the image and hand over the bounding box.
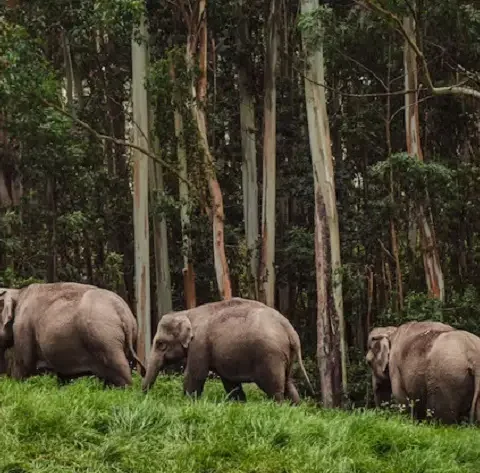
[40,97,196,193]
[358,0,480,101]
[292,61,419,97]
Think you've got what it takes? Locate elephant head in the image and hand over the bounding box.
[0,289,19,349]
[366,326,398,381]
[141,313,193,392]
[0,289,20,375]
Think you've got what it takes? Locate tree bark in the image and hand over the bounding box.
[259,0,278,307]
[301,0,347,407]
[148,108,173,321]
[188,0,232,300]
[385,38,403,310]
[403,14,444,301]
[131,10,151,364]
[170,62,196,309]
[237,1,259,300]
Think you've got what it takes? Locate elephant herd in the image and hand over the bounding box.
[0,281,479,425]
[0,282,313,403]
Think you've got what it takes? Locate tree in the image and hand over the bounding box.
[131,8,151,363]
[183,0,232,300]
[148,108,173,320]
[237,1,259,300]
[403,11,444,301]
[300,0,347,407]
[170,60,196,309]
[259,0,279,307]
[359,0,480,101]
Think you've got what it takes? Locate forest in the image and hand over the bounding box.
[1,0,480,412]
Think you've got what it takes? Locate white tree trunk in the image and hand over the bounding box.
[301,0,347,406]
[237,2,259,299]
[131,10,151,363]
[403,14,445,301]
[259,0,278,307]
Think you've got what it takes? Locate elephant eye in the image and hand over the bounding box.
[156,341,167,351]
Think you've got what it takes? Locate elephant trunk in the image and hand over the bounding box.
[141,352,163,392]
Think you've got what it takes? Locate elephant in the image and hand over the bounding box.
[0,282,146,387]
[366,320,480,424]
[142,297,314,403]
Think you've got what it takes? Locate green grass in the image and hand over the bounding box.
[0,375,478,472]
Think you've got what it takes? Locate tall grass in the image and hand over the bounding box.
[0,374,478,472]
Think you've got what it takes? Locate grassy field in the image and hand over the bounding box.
[0,375,479,472]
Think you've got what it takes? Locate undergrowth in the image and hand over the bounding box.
[0,374,478,472]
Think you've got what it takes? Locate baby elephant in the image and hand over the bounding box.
[142,297,314,403]
[0,282,145,386]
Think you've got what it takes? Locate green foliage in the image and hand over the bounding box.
[0,375,479,472]
[297,5,333,51]
[0,21,58,113]
[370,153,455,207]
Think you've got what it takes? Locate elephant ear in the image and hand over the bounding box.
[368,326,397,377]
[176,316,193,349]
[0,289,17,328]
[371,335,390,375]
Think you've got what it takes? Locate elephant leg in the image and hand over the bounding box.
[221,378,247,402]
[183,373,206,399]
[57,374,73,386]
[183,343,209,399]
[373,377,392,408]
[11,331,37,380]
[97,353,132,388]
[285,380,301,405]
[427,384,461,425]
[255,359,286,403]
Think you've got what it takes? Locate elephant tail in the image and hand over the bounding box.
[290,330,315,396]
[118,302,146,377]
[469,365,480,424]
[297,346,315,396]
[127,323,146,377]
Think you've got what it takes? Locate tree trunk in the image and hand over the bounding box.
[259,0,278,307]
[148,108,173,321]
[385,38,403,310]
[403,14,444,301]
[170,62,196,309]
[301,0,347,407]
[237,1,259,300]
[131,10,151,364]
[188,0,232,300]
[46,175,57,282]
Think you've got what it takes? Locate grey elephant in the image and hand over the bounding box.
[142,297,314,403]
[0,282,145,386]
[366,320,480,424]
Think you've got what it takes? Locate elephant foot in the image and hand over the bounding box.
[285,381,301,405]
[221,378,247,402]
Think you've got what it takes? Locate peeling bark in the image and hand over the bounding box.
[301,0,347,406]
[187,0,232,300]
[403,14,444,301]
